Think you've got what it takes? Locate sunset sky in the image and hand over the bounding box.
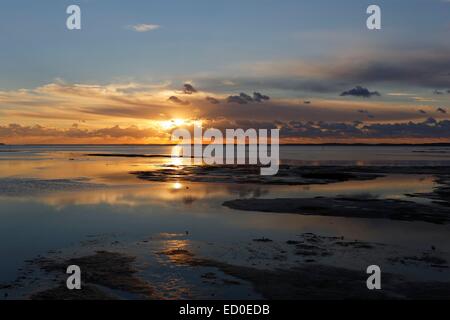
[0,0,449,144]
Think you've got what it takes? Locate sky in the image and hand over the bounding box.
[0,0,449,144]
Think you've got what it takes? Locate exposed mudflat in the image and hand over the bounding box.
[1,231,448,300]
[189,262,450,300]
[223,197,450,224]
[157,245,450,300]
[30,251,156,300]
[220,166,450,224]
[131,165,383,185]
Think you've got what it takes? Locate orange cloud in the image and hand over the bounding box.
[0,80,448,144]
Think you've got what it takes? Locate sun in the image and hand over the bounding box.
[172,182,183,190]
[159,118,188,130]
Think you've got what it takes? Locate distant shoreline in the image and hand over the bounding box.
[1,143,450,147]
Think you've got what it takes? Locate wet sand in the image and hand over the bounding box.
[223,197,450,224]
[31,251,156,300]
[132,165,384,185]
[24,232,450,300]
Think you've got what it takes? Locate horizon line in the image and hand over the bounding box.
[2,143,450,147]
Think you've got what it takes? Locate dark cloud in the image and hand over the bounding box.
[239,93,254,102]
[226,93,253,104]
[340,86,381,98]
[359,118,450,138]
[226,92,270,104]
[198,117,450,140]
[253,92,270,102]
[183,83,197,94]
[303,101,311,104]
[2,118,450,141]
[168,96,190,105]
[195,49,450,94]
[226,95,247,104]
[332,51,450,89]
[277,118,450,139]
[437,107,447,114]
[205,96,220,104]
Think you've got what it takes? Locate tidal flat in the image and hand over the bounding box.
[0,145,450,299]
[10,232,450,300]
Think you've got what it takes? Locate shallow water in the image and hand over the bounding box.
[0,145,449,296]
